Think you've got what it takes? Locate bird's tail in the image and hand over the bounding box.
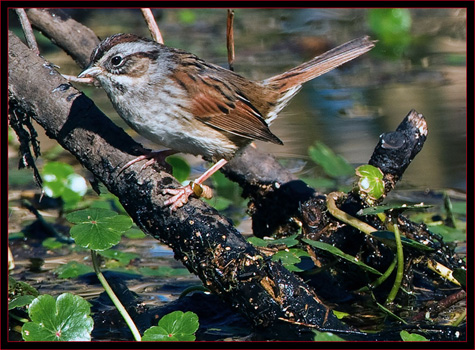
[263,36,375,93]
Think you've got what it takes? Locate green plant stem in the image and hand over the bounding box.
[385,221,404,305]
[357,256,397,292]
[326,192,377,235]
[9,312,30,323]
[91,250,142,341]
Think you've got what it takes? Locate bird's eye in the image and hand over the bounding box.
[110,55,123,66]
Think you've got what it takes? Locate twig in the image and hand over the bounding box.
[61,74,96,85]
[15,9,39,55]
[426,259,461,286]
[141,8,163,44]
[226,9,235,71]
[326,192,377,235]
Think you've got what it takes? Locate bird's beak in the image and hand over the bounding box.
[78,65,102,78]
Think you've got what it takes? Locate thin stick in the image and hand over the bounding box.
[326,192,377,235]
[141,8,164,44]
[61,74,95,85]
[15,9,40,54]
[226,9,235,71]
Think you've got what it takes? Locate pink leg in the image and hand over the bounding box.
[163,159,228,210]
[118,149,177,174]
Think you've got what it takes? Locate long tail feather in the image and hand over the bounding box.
[263,36,375,92]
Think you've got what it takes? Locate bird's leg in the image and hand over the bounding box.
[163,158,228,210]
[118,149,178,174]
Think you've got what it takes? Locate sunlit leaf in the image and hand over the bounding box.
[22,293,93,341]
[400,330,429,341]
[355,165,384,202]
[42,162,87,207]
[142,311,199,341]
[313,330,346,341]
[66,208,132,251]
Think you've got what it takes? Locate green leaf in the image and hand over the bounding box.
[9,277,39,297]
[247,234,299,248]
[357,203,433,215]
[308,142,354,178]
[368,9,412,58]
[9,295,36,310]
[452,268,466,289]
[204,196,233,211]
[66,208,132,251]
[166,156,191,183]
[450,201,466,215]
[355,165,384,202]
[332,310,350,320]
[302,239,382,275]
[400,330,429,341]
[22,293,93,341]
[427,223,466,242]
[98,250,140,265]
[371,230,434,252]
[124,228,146,239]
[313,330,346,341]
[272,248,310,272]
[301,177,337,190]
[55,261,94,278]
[42,162,87,206]
[142,311,199,341]
[42,237,65,250]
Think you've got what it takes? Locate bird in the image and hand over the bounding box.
[78,33,375,210]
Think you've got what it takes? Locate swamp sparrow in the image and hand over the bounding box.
[79,33,374,209]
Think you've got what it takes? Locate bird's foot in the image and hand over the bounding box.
[163,182,213,211]
[118,149,177,174]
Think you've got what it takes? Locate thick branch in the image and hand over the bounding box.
[25,8,99,68]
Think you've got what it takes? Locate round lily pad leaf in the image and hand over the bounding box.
[66,208,132,251]
[22,293,93,341]
[142,311,199,341]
